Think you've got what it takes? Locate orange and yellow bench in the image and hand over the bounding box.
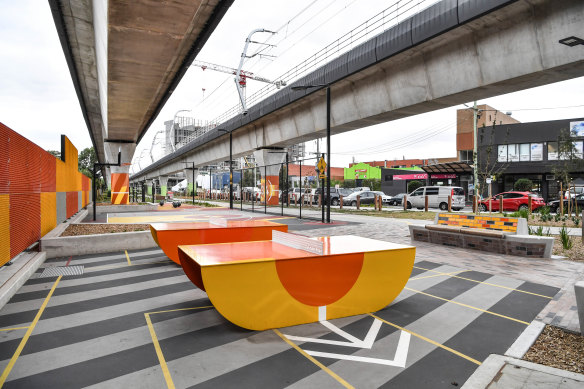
[178,232,415,330]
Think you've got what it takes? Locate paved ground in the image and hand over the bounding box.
[2,207,578,388]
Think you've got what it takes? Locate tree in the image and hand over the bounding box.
[477,122,511,198]
[407,180,424,193]
[514,178,533,192]
[78,147,97,178]
[47,150,60,158]
[551,128,584,212]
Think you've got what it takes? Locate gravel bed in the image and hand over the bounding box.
[523,325,584,374]
[552,236,584,262]
[61,224,150,236]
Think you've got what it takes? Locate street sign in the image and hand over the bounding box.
[319,173,326,179]
[317,156,327,173]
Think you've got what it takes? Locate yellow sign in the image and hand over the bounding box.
[317,157,327,173]
[319,173,326,179]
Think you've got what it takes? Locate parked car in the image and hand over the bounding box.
[342,190,377,206]
[407,186,465,211]
[388,193,406,206]
[564,186,584,199]
[314,187,352,206]
[352,186,371,192]
[548,193,584,213]
[373,191,392,204]
[478,191,545,212]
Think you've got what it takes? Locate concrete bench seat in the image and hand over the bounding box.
[410,213,553,258]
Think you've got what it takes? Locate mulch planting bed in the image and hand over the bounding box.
[61,224,150,236]
[523,325,584,374]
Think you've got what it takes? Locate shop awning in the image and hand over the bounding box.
[421,162,473,174]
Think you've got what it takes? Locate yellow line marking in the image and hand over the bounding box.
[405,287,529,325]
[0,276,62,386]
[263,216,296,221]
[145,305,212,389]
[413,266,553,299]
[273,329,354,389]
[0,326,30,332]
[145,313,175,389]
[125,250,132,266]
[409,270,464,281]
[369,314,481,366]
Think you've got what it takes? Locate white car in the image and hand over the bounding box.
[373,191,392,204]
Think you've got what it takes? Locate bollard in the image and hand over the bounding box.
[403,195,408,211]
[374,195,378,211]
[499,196,504,213]
[357,195,361,210]
[560,195,564,215]
[377,195,382,211]
[425,195,428,212]
[448,195,452,212]
[340,195,343,209]
[528,196,532,216]
[576,281,584,334]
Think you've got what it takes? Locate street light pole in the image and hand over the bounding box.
[218,128,233,209]
[291,83,332,223]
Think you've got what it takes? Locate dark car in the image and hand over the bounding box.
[549,194,584,214]
[478,191,546,212]
[388,193,406,206]
[314,187,352,206]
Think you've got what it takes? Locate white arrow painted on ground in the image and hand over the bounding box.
[284,318,410,367]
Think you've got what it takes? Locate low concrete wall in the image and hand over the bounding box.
[88,203,158,216]
[576,281,584,334]
[409,225,554,258]
[0,252,46,311]
[40,230,157,259]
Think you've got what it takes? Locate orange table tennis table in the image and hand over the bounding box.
[150,219,288,264]
[178,233,415,330]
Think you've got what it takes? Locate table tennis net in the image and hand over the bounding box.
[272,230,323,255]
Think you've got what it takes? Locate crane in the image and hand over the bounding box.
[192,28,285,115]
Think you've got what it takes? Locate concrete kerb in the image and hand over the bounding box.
[462,354,584,388]
[0,252,46,311]
[40,230,157,259]
[87,203,158,217]
[504,320,546,359]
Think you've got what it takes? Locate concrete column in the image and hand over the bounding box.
[254,149,285,206]
[105,142,136,205]
[158,176,169,197]
[145,180,153,197]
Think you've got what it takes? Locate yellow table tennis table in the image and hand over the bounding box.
[178,233,415,330]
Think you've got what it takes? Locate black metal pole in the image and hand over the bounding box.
[326,86,331,223]
[240,169,243,210]
[192,164,195,204]
[142,181,145,202]
[286,153,289,208]
[281,163,284,216]
[92,165,97,221]
[229,132,233,209]
[264,165,267,214]
[299,159,302,219]
[252,167,255,213]
[321,171,325,223]
[209,169,211,200]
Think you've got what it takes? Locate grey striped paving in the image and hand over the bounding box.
[287,275,524,388]
[0,243,558,387]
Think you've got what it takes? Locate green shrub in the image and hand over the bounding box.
[528,225,551,236]
[514,178,534,192]
[559,226,573,250]
[407,180,424,193]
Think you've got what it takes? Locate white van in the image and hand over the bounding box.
[406,186,465,211]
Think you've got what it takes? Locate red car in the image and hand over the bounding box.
[478,191,545,212]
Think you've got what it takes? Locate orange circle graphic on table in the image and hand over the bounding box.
[275,253,364,307]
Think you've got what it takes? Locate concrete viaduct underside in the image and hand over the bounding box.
[131,0,584,185]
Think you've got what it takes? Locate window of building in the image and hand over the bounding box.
[508,144,519,162]
[531,143,543,161]
[519,144,530,161]
[575,141,583,159]
[459,150,473,163]
[498,145,508,162]
[548,142,558,160]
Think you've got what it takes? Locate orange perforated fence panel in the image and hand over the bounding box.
[0,122,92,266]
[437,213,519,232]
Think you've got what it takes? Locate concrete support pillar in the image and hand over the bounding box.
[145,180,153,197]
[158,176,169,197]
[254,148,285,206]
[105,142,136,205]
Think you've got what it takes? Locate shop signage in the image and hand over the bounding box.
[430,174,457,179]
[355,169,367,172]
[393,173,428,180]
